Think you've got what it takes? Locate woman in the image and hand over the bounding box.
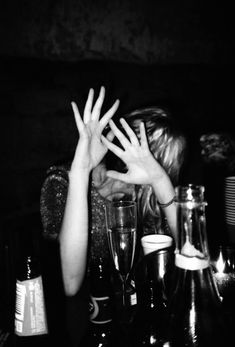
[46,86,186,296]
[40,86,186,345]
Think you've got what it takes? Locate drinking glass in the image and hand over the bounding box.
[105,200,137,306]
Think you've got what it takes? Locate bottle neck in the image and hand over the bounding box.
[17,255,41,281]
[175,186,210,271]
[147,279,166,310]
[90,258,111,289]
[16,229,42,280]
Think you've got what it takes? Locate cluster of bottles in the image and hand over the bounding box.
[86,185,232,347]
[2,184,232,347]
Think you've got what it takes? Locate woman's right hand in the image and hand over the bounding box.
[70,86,120,174]
[60,87,119,295]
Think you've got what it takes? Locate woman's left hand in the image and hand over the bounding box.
[101,118,167,185]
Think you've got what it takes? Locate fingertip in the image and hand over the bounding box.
[99,86,105,96]
[107,131,115,141]
[112,99,120,111]
[71,101,77,112]
[119,117,126,124]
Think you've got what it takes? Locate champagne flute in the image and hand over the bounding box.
[105,200,137,307]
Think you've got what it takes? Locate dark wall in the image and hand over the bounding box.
[0,0,233,64]
[1,0,234,239]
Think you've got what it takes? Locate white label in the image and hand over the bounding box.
[130,291,137,306]
[15,276,48,336]
[175,253,209,270]
[128,280,137,306]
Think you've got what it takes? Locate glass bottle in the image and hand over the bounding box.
[164,184,230,347]
[132,249,170,347]
[14,228,49,347]
[87,257,114,347]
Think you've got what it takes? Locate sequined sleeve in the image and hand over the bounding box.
[40,165,69,241]
[40,166,111,263]
[89,181,110,263]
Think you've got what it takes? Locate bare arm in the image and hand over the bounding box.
[59,87,119,296]
[59,170,90,296]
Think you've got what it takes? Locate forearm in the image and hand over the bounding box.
[59,169,90,296]
[151,174,178,243]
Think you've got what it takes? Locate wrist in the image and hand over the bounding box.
[158,196,176,208]
[69,166,91,182]
[151,175,175,206]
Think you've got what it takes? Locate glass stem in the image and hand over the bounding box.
[122,277,127,307]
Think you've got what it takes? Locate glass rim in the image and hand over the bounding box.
[175,184,205,191]
[106,200,136,208]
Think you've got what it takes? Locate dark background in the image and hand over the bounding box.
[0,0,234,344]
[1,0,234,220]
[0,0,233,64]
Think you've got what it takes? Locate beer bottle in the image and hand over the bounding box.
[14,227,49,347]
[131,248,171,346]
[87,257,113,347]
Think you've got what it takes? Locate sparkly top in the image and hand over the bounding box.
[40,165,169,266]
[40,164,111,262]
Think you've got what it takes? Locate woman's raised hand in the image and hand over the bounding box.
[70,86,119,173]
[102,118,167,185]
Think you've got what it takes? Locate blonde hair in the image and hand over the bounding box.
[123,107,186,228]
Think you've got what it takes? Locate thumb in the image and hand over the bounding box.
[106,130,115,142]
[106,170,128,182]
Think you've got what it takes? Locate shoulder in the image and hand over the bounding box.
[40,164,70,241]
[45,164,70,182]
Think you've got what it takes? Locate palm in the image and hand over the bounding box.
[87,120,107,168]
[102,118,166,185]
[122,151,160,184]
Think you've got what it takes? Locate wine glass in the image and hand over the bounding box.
[105,200,137,307]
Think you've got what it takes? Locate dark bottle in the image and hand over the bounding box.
[164,184,231,347]
[87,257,113,347]
[111,268,137,325]
[14,228,49,347]
[131,248,170,347]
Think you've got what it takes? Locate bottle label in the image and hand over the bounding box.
[130,291,137,306]
[15,276,48,336]
[89,295,112,324]
[129,280,137,306]
[175,253,209,270]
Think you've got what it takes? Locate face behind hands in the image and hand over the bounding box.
[92,163,136,201]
